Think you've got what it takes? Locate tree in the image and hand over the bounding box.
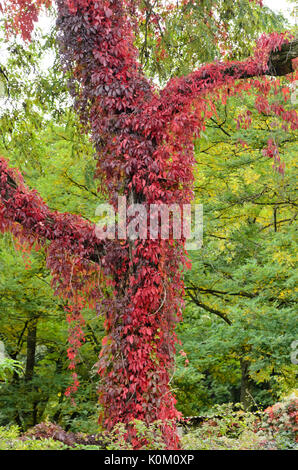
[176,80,297,414]
[0,0,297,449]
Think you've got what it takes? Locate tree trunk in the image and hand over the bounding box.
[240,357,254,410]
[23,318,39,428]
[25,318,37,382]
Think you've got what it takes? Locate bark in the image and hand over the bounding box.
[21,317,38,428]
[268,38,298,76]
[240,357,254,410]
[24,318,37,382]
[220,38,298,79]
[159,38,298,120]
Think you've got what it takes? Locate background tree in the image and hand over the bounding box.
[174,81,297,415]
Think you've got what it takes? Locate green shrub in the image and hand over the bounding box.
[181,403,266,450]
[106,419,169,450]
[0,359,24,382]
[259,393,298,449]
[23,421,106,449]
[0,425,65,450]
[182,429,268,450]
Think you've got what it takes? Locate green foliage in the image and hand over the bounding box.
[200,403,257,438]
[181,406,265,450]
[182,427,266,450]
[135,0,288,84]
[181,401,297,450]
[105,419,169,450]
[0,425,65,450]
[0,21,106,432]
[174,77,298,415]
[0,358,24,382]
[259,393,298,449]
[0,420,172,451]
[0,398,297,451]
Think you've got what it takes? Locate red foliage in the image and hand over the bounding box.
[0,0,52,40]
[262,396,298,442]
[23,421,107,447]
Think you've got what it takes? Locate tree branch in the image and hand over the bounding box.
[158,38,298,120]
[186,286,256,299]
[0,158,105,264]
[186,289,232,325]
[268,38,298,76]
